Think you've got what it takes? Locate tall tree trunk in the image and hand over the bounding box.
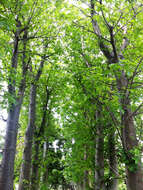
[94,111,105,190]
[117,73,143,190]
[0,25,28,190]
[42,141,49,185]
[0,100,23,190]
[83,170,89,190]
[18,84,36,190]
[18,50,46,190]
[30,87,50,190]
[107,129,118,190]
[30,141,40,190]
[83,146,90,190]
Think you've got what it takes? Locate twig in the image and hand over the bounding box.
[129,57,143,89]
[130,101,143,118]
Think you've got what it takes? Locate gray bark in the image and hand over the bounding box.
[18,84,36,190]
[117,72,143,190]
[0,100,23,190]
[94,111,105,190]
[30,87,50,190]
[18,49,46,190]
[107,130,118,190]
[0,24,28,190]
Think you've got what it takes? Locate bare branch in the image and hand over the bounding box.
[0,115,7,122]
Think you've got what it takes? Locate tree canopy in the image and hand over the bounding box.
[0,0,143,190]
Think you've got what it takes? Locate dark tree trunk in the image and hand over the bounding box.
[94,127,105,190]
[18,50,46,190]
[30,87,50,190]
[94,111,105,190]
[83,170,89,190]
[18,84,36,190]
[0,100,23,190]
[107,129,118,190]
[42,142,49,185]
[117,73,143,190]
[83,146,90,190]
[30,141,40,190]
[122,111,143,190]
[0,26,28,190]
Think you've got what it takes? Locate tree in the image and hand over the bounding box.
[70,0,143,189]
[0,1,31,188]
[0,0,143,189]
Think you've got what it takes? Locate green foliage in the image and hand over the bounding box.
[0,0,143,189]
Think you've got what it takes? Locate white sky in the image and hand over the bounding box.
[0,109,7,137]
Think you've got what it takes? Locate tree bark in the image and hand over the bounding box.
[117,73,143,190]
[42,141,49,185]
[94,111,105,190]
[0,25,28,190]
[18,49,46,190]
[107,129,118,190]
[30,140,40,190]
[30,87,50,190]
[0,100,23,190]
[18,84,36,190]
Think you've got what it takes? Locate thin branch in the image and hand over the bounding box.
[99,1,111,30]
[131,101,143,118]
[0,115,7,122]
[73,4,91,18]
[105,106,122,143]
[134,111,143,116]
[113,11,124,28]
[73,21,111,43]
[79,52,92,68]
[129,57,143,89]
[99,1,118,61]
[115,8,143,36]
[27,0,38,25]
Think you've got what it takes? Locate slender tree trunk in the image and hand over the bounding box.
[107,129,118,190]
[42,142,49,185]
[30,86,50,190]
[83,170,89,190]
[94,111,105,190]
[30,129,46,190]
[18,84,36,190]
[83,147,90,190]
[122,109,143,190]
[0,25,28,190]
[0,100,23,190]
[94,128,105,190]
[30,140,40,190]
[117,73,143,190]
[18,43,47,190]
